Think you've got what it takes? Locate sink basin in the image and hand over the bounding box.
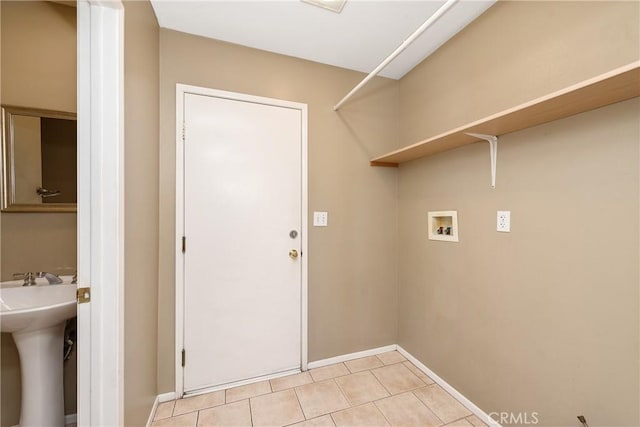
[1,277,76,426]
[1,281,76,333]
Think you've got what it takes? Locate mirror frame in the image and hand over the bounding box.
[1,105,77,212]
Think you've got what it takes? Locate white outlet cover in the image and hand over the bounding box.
[313,211,328,227]
[497,211,510,232]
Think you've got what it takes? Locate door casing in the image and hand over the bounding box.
[77,1,125,425]
[174,84,308,397]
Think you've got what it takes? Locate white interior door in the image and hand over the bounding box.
[181,90,304,393]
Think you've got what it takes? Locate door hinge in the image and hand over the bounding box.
[181,349,186,367]
[77,287,91,304]
[182,122,186,142]
[182,236,186,253]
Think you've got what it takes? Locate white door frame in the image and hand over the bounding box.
[175,84,308,397]
[77,1,125,425]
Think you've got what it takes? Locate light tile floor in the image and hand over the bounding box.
[152,351,488,427]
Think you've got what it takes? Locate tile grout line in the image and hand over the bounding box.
[329,412,338,426]
[416,382,475,425]
[410,389,447,426]
[466,414,488,427]
[331,401,391,426]
[155,400,176,421]
[369,367,394,397]
[292,384,310,420]
[372,399,394,427]
[290,384,307,422]
[295,377,353,420]
[309,362,351,382]
[332,375,354,407]
[331,377,352,413]
[283,414,334,427]
[374,354,386,366]
[248,397,254,427]
[375,352,407,367]
[332,368,394,423]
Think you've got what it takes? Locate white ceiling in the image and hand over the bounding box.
[151,0,495,80]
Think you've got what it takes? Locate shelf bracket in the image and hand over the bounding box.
[466,133,498,189]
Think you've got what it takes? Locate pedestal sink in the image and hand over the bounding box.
[0,278,76,427]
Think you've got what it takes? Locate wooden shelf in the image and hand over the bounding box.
[371,61,640,167]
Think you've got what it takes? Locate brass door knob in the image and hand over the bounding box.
[289,249,298,259]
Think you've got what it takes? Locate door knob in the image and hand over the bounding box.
[289,249,298,259]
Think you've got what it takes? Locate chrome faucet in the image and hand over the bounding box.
[13,272,37,286]
[36,272,64,285]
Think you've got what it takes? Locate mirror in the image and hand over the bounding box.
[1,105,76,212]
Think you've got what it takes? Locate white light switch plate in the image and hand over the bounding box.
[497,211,510,232]
[313,211,328,227]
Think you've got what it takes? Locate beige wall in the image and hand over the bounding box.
[397,1,639,426]
[0,0,77,280]
[0,1,76,113]
[0,2,76,426]
[398,1,639,147]
[1,214,77,279]
[157,29,400,392]
[123,1,160,426]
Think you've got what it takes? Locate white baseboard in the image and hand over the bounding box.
[158,391,177,403]
[147,391,177,427]
[307,344,397,369]
[396,345,500,427]
[146,395,160,427]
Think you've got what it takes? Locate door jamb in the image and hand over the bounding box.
[174,84,309,397]
[77,1,125,425]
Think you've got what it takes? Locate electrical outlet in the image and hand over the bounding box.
[313,211,328,227]
[497,211,510,232]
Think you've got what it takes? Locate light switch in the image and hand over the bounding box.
[313,211,328,227]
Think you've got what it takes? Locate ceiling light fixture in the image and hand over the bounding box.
[301,0,347,14]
